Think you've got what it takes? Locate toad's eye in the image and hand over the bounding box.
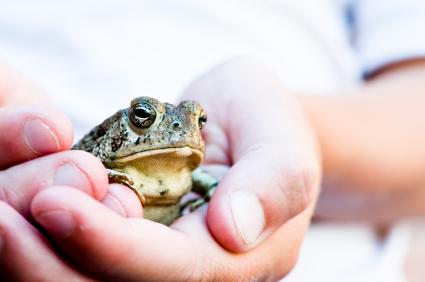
[129,103,156,129]
[198,112,207,129]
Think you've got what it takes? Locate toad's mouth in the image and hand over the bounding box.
[113,146,204,165]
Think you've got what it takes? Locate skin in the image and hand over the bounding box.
[0,58,424,280]
[0,63,140,281]
[304,58,425,223]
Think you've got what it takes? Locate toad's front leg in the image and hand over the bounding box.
[182,168,219,212]
[107,169,146,205]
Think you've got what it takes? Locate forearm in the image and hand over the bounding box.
[299,59,425,222]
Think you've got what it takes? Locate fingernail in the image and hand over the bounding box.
[54,163,92,195]
[24,119,60,154]
[36,210,75,237]
[230,190,265,246]
[102,193,127,217]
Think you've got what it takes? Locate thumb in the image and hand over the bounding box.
[180,59,321,252]
[207,147,319,252]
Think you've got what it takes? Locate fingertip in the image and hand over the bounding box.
[31,186,73,217]
[31,186,196,281]
[18,106,74,153]
[207,188,248,252]
[34,150,109,201]
[0,106,74,168]
[193,164,256,252]
[207,151,317,254]
[0,150,108,219]
[69,150,109,200]
[31,186,109,237]
[37,106,74,151]
[31,186,125,228]
[102,184,143,218]
[206,163,267,253]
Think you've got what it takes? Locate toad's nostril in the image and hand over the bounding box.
[172,121,181,128]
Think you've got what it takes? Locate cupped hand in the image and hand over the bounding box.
[183,59,321,252]
[0,62,142,280]
[26,59,322,281]
[0,61,128,217]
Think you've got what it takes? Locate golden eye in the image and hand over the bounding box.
[198,111,207,129]
[129,103,156,129]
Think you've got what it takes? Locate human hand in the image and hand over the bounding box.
[26,59,321,281]
[0,151,143,281]
[0,61,143,280]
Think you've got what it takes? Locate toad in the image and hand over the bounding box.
[72,96,217,225]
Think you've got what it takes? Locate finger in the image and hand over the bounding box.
[0,106,73,169]
[101,184,143,218]
[208,148,319,252]
[182,59,321,252]
[31,187,201,281]
[0,150,108,218]
[0,201,94,281]
[172,201,314,282]
[32,187,312,281]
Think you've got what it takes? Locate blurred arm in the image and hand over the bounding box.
[300,59,425,222]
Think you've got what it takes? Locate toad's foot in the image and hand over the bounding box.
[182,168,219,212]
[182,186,217,212]
[107,169,134,186]
[107,169,146,205]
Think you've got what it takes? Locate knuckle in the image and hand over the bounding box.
[275,161,319,217]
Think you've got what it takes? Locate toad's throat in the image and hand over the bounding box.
[109,146,204,206]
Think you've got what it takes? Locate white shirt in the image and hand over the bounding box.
[0,1,424,281]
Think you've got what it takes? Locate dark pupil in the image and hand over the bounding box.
[199,114,207,129]
[134,108,150,118]
[130,104,156,129]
